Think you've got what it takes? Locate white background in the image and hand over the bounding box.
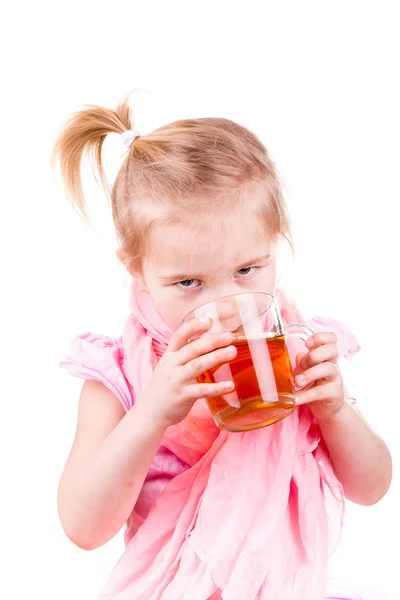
[1,1,399,599]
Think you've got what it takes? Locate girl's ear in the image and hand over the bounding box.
[116,249,148,292]
[134,275,148,292]
[116,248,131,273]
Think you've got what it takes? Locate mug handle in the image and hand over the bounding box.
[284,323,315,394]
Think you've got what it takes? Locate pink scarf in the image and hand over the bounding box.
[99,283,346,600]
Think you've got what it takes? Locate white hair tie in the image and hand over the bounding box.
[121,129,141,149]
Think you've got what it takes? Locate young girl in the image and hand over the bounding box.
[53,93,392,600]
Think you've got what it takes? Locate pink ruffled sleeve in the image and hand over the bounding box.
[60,332,134,413]
[308,316,361,361]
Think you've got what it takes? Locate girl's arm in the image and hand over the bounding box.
[58,380,167,550]
[318,402,392,505]
[295,331,392,505]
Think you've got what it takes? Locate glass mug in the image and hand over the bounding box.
[183,292,314,432]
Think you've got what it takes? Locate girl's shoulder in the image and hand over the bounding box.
[60,332,134,412]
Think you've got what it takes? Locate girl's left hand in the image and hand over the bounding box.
[294,331,345,424]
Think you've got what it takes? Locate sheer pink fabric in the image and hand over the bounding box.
[77,283,359,600]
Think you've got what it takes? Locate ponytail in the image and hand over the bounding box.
[51,94,133,219]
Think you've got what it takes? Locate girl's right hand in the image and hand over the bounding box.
[136,318,237,430]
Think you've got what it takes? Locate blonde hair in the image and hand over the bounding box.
[52,92,293,273]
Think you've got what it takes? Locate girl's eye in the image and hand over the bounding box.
[176,279,201,289]
[236,266,259,277]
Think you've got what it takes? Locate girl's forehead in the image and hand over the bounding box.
[147,216,273,273]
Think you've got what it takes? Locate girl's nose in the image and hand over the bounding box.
[214,296,244,333]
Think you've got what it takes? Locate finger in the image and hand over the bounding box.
[305,332,338,350]
[295,361,339,388]
[184,345,237,379]
[168,317,212,352]
[177,331,235,366]
[293,352,307,377]
[187,379,235,400]
[302,343,339,368]
[295,382,337,405]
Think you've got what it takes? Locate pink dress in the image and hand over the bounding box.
[60,284,366,599]
[60,317,359,547]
